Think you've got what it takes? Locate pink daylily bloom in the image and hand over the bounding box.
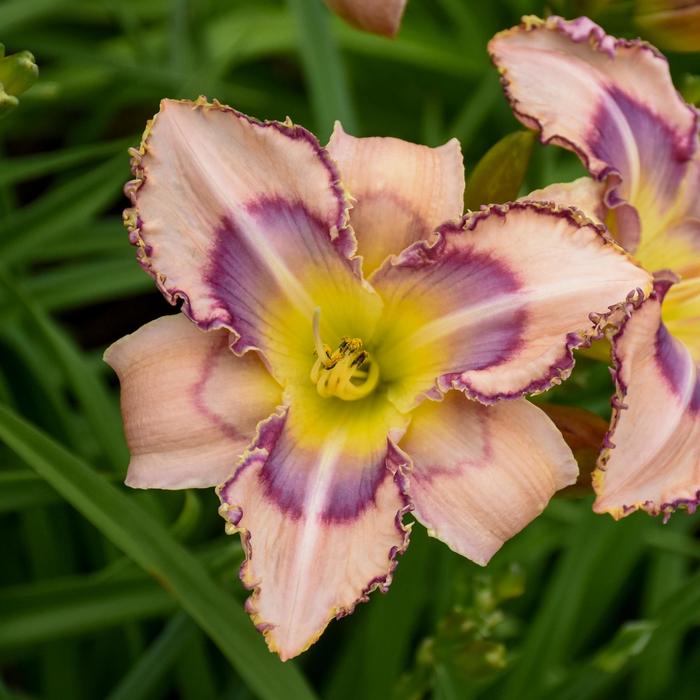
[490,15,700,519]
[105,97,651,659]
[324,0,407,37]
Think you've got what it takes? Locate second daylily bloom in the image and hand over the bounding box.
[105,98,650,659]
[490,15,700,519]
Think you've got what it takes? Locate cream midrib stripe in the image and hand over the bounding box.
[397,274,632,353]
[286,432,345,634]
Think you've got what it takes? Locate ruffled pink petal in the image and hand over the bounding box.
[594,283,700,518]
[126,98,382,383]
[523,176,607,226]
[104,314,281,489]
[324,0,407,37]
[399,392,577,565]
[488,16,698,249]
[326,122,465,275]
[217,389,410,660]
[371,201,652,412]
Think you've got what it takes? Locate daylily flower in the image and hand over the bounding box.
[324,0,407,37]
[105,97,650,659]
[490,16,700,519]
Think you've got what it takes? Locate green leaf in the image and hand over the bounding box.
[464,130,536,210]
[106,613,197,700]
[1,273,128,472]
[0,570,177,648]
[0,404,317,700]
[0,139,129,186]
[447,74,502,145]
[498,507,647,700]
[19,257,152,313]
[286,0,357,137]
[0,154,126,265]
[0,469,64,513]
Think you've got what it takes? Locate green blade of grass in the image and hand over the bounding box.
[286,0,357,137]
[0,404,317,700]
[497,506,642,700]
[0,571,176,650]
[1,274,128,472]
[174,630,219,700]
[20,257,152,313]
[106,613,197,700]
[0,154,126,265]
[0,470,61,513]
[632,518,691,700]
[0,139,130,185]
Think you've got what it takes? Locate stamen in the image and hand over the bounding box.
[310,309,380,401]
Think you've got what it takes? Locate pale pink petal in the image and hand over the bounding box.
[218,387,410,660]
[327,122,464,275]
[399,392,577,565]
[523,176,607,226]
[489,16,698,250]
[104,314,281,489]
[370,201,652,412]
[324,0,407,37]
[126,98,382,384]
[594,283,700,518]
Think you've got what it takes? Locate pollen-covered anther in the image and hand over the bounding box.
[310,308,379,401]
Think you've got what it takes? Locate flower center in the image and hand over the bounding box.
[310,308,380,401]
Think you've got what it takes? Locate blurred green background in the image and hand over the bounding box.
[1,1,699,699]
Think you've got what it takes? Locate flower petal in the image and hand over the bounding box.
[370,201,652,412]
[488,15,698,250]
[104,314,281,489]
[126,98,382,383]
[594,283,700,518]
[326,123,464,276]
[634,158,700,277]
[399,392,577,565]
[664,274,700,358]
[324,0,407,37]
[523,176,606,226]
[218,387,410,660]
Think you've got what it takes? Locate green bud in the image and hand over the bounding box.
[0,48,39,96]
[594,621,657,673]
[465,130,536,211]
[681,74,700,106]
[0,90,19,117]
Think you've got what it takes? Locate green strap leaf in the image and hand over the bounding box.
[0,404,317,700]
[286,0,357,137]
